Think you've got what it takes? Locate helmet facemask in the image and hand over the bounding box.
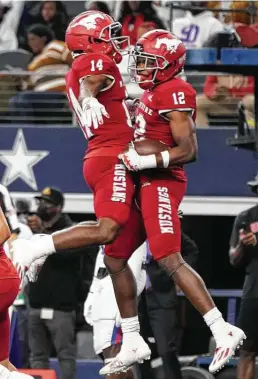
[100,22,130,62]
[128,48,168,89]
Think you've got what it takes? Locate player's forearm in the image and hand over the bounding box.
[156,139,197,167]
[79,75,106,105]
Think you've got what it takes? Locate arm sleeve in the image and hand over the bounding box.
[72,53,115,82]
[0,185,20,234]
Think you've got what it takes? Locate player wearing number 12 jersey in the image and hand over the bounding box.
[118,29,246,375]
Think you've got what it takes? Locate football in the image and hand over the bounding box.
[133,139,169,156]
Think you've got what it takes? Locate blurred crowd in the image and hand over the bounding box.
[0,0,257,126]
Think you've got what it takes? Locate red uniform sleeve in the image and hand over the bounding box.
[71,53,116,82]
[156,80,196,116]
[203,75,218,99]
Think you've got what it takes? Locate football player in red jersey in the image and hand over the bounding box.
[118,29,246,374]
[11,10,151,376]
[0,208,33,379]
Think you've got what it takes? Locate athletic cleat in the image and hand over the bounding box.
[209,324,246,373]
[99,336,151,375]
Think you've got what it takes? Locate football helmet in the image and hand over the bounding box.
[65,11,129,63]
[128,29,186,89]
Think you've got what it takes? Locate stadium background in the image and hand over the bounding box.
[1,0,258,378]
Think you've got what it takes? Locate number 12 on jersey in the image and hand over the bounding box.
[172,92,185,105]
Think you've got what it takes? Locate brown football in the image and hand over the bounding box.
[133,139,169,156]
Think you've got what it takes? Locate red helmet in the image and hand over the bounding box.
[65,11,129,64]
[128,29,186,89]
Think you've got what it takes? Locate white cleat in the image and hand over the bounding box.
[99,336,151,376]
[209,324,246,374]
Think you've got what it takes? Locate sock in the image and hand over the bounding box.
[203,307,227,338]
[0,365,10,379]
[121,316,140,342]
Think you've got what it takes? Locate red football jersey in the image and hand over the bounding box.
[66,53,133,158]
[135,77,196,182]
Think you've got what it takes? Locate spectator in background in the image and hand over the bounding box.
[118,1,165,46]
[172,1,224,48]
[26,23,54,57]
[196,74,254,128]
[35,1,69,41]
[25,24,72,91]
[0,0,24,51]
[229,178,258,379]
[26,187,91,379]
[8,24,72,124]
[86,1,111,15]
[224,1,258,26]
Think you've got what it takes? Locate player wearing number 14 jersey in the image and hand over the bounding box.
[65,10,151,374]
[10,11,151,376]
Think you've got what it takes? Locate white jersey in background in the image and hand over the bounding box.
[172,11,224,48]
[84,243,147,354]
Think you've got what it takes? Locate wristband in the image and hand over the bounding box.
[161,150,170,168]
[38,234,56,255]
[140,154,157,170]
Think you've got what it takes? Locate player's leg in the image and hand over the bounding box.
[93,261,146,378]
[140,178,246,374]
[0,274,33,378]
[100,207,150,376]
[45,158,135,250]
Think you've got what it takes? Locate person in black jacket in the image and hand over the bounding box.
[229,178,258,379]
[27,187,96,379]
[139,212,199,379]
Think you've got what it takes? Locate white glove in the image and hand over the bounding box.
[83,292,93,326]
[119,143,157,171]
[82,97,109,130]
[26,256,48,282]
[11,234,55,269]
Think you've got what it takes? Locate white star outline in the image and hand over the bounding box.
[0,129,49,190]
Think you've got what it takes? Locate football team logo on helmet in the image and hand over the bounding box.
[155,38,182,53]
[70,13,105,30]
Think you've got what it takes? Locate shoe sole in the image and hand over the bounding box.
[99,350,151,375]
[209,331,246,373]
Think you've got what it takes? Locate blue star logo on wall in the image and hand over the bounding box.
[0,129,49,191]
